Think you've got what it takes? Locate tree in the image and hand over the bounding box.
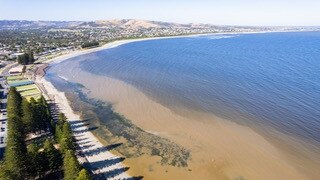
[56,113,74,153]
[17,52,35,65]
[37,96,53,131]
[21,98,34,133]
[55,113,70,148]
[63,150,80,180]
[27,143,47,177]
[4,88,28,178]
[7,87,22,119]
[55,124,63,142]
[43,139,62,171]
[50,119,55,133]
[60,122,74,152]
[58,113,67,127]
[81,41,99,48]
[62,122,72,139]
[22,65,26,73]
[76,169,91,180]
[0,161,15,179]
[2,88,28,179]
[3,115,28,179]
[30,97,46,133]
[60,137,73,154]
[3,86,66,179]
[28,51,34,64]
[17,53,28,65]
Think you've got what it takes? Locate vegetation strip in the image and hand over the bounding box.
[0,87,91,179]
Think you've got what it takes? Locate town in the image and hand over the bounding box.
[1,19,313,65]
[1,18,319,180]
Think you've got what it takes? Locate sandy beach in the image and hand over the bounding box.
[41,31,283,65]
[35,72,132,179]
[38,34,320,179]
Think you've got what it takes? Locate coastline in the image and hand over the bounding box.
[57,68,314,179]
[35,67,133,179]
[38,32,319,179]
[35,33,205,178]
[40,30,292,65]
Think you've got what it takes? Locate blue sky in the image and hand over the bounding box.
[0,0,319,26]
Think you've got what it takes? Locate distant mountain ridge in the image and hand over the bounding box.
[91,19,217,29]
[0,19,318,32]
[0,19,230,30]
[0,20,84,29]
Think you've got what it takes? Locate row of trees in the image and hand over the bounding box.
[1,87,30,178]
[81,41,99,48]
[22,96,53,134]
[27,139,62,177]
[17,52,35,65]
[55,113,90,180]
[0,87,90,180]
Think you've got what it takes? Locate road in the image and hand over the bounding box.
[0,79,8,160]
[0,62,11,159]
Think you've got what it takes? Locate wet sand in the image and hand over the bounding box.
[61,67,314,180]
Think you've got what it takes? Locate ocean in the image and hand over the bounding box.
[46,31,320,178]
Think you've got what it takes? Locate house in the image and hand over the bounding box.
[9,52,24,59]
[8,65,24,75]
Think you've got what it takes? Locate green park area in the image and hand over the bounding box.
[15,84,38,91]
[0,88,90,179]
[6,75,24,81]
[7,75,42,100]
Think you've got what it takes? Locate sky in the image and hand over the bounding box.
[0,0,320,26]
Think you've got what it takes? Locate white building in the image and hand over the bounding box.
[9,52,24,59]
[9,65,24,75]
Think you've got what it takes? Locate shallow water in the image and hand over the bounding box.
[47,32,320,178]
[51,32,320,145]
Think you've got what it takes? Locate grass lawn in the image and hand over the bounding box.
[6,75,43,101]
[16,84,37,92]
[16,84,38,92]
[8,79,30,84]
[25,94,41,101]
[7,79,33,87]
[20,88,41,97]
[6,75,24,81]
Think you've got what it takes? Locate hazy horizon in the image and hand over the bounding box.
[1,18,320,28]
[1,0,320,26]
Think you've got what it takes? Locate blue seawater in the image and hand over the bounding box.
[50,32,320,148]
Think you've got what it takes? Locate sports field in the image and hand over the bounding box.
[7,75,42,100]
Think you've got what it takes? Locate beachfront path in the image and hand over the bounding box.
[36,76,131,180]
